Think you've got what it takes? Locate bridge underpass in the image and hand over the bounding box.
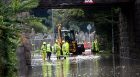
[37,0,139,59]
[17,0,140,77]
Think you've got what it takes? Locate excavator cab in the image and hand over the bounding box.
[55,24,85,55]
[61,30,77,53]
[61,30,85,55]
[61,30,75,42]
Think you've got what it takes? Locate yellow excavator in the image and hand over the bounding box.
[56,24,85,55]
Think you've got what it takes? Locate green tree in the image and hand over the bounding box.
[53,9,84,29]
[26,17,48,33]
[0,0,41,76]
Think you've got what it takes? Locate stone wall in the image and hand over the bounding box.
[118,9,130,58]
[113,21,120,54]
[133,0,140,59]
[116,4,135,77]
[117,0,140,59]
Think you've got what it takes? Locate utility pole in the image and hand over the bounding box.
[111,8,115,77]
[52,9,54,44]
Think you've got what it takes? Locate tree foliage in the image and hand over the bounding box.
[0,0,40,76]
[53,9,84,29]
[27,17,48,33]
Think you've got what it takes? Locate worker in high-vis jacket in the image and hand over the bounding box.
[53,41,57,54]
[92,38,99,53]
[55,40,61,59]
[51,46,54,54]
[46,42,52,60]
[41,42,47,61]
[62,40,66,59]
[94,39,99,52]
[65,40,70,56]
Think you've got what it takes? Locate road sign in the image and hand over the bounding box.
[84,0,95,4]
[84,0,93,3]
[87,24,92,31]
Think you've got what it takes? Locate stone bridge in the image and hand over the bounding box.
[38,0,140,59]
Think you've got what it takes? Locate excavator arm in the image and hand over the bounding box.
[57,24,62,46]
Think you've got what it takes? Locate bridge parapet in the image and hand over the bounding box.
[39,0,131,8]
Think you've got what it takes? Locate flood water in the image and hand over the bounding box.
[19,53,140,77]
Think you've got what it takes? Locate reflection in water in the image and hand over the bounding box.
[41,58,70,77]
[56,58,70,77]
[69,56,100,77]
[56,60,62,77]
[62,58,70,77]
[47,62,52,77]
[42,62,47,77]
[93,59,99,77]
[120,58,130,77]
[30,54,140,77]
[70,62,77,77]
[42,61,52,77]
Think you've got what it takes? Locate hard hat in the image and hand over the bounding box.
[55,40,58,43]
[62,40,65,43]
[43,42,46,44]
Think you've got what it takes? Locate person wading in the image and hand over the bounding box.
[55,40,61,59]
[46,42,52,60]
[65,40,70,57]
[41,42,47,61]
[92,38,99,53]
[62,40,66,59]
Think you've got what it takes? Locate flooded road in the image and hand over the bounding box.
[20,51,140,77]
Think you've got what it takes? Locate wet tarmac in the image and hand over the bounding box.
[20,51,140,77]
